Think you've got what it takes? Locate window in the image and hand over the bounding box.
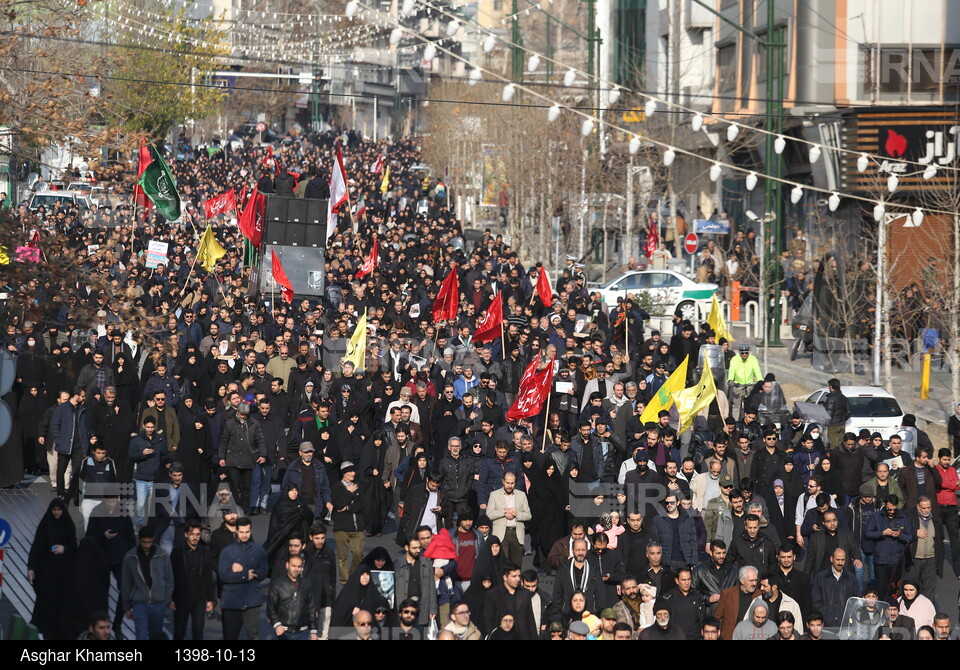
[718,44,736,91]
[756,27,787,80]
[494,0,503,11]
[647,273,682,288]
[617,274,643,290]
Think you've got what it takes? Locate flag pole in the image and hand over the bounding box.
[540,380,552,454]
[625,308,630,359]
[500,318,506,360]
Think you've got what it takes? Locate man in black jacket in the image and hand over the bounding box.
[251,397,284,515]
[267,554,318,639]
[811,547,860,627]
[657,567,704,639]
[821,378,851,449]
[439,437,477,527]
[171,522,216,640]
[218,403,266,511]
[774,543,811,620]
[482,564,536,639]
[692,540,737,617]
[331,462,365,584]
[552,538,602,615]
[619,511,651,579]
[304,522,336,640]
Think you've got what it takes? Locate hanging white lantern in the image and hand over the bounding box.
[527,54,540,72]
[774,135,786,154]
[607,86,620,105]
[828,192,840,211]
[857,153,869,173]
[502,83,515,101]
[923,165,937,180]
[808,145,821,164]
[401,0,415,16]
[563,68,576,87]
[581,118,595,136]
[887,173,899,193]
[790,185,803,204]
[445,19,459,37]
[726,124,739,142]
[483,34,496,52]
[629,136,641,155]
[390,28,402,44]
[745,171,757,191]
[709,162,721,182]
[644,99,657,118]
[345,0,358,18]
[547,104,561,122]
[423,43,436,60]
[662,148,676,166]
[468,68,482,85]
[691,113,703,132]
[912,207,925,227]
[873,202,886,222]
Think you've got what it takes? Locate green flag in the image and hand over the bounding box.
[137,145,181,221]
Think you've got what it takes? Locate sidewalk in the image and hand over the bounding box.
[752,337,954,449]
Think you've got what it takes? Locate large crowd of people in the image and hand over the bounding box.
[7,128,960,641]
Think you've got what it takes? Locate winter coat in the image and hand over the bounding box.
[649,510,699,566]
[218,416,266,469]
[282,458,333,517]
[128,429,169,482]
[218,539,269,610]
[476,455,524,505]
[120,545,173,609]
[865,509,914,565]
[51,401,89,455]
[811,566,860,627]
[394,556,438,625]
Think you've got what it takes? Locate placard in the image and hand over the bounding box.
[145,240,169,269]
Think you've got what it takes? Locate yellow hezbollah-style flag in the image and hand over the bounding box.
[672,358,718,434]
[195,225,227,272]
[638,355,689,425]
[379,165,390,195]
[343,309,368,372]
[707,295,733,343]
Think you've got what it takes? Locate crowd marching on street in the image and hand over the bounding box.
[9,128,960,642]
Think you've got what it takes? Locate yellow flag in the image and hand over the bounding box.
[380,165,390,195]
[707,295,733,343]
[195,225,226,272]
[638,355,689,425]
[672,359,718,434]
[343,309,368,372]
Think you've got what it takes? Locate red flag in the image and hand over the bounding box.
[134,140,154,213]
[203,188,237,218]
[535,266,553,307]
[506,356,555,422]
[238,186,265,248]
[369,155,384,174]
[238,185,247,208]
[644,218,659,259]
[432,265,460,322]
[271,249,294,303]
[472,291,503,344]
[356,237,379,279]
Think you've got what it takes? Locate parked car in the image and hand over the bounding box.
[805,386,904,442]
[27,190,90,212]
[595,269,717,320]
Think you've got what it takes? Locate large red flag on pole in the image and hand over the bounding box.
[644,218,659,259]
[432,265,460,322]
[535,266,553,308]
[238,186,265,248]
[356,236,379,279]
[271,249,294,303]
[472,291,503,344]
[134,140,154,213]
[506,357,555,422]
[203,188,237,218]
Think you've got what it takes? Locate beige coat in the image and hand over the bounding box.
[486,488,532,546]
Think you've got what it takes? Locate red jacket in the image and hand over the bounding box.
[936,464,959,508]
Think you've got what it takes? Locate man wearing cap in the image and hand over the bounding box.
[453,363,480,401]
[727,344,762,420]
[282,442,334,521]
[331,461,365,584]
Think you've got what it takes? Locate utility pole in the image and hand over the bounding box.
[692,0,785,344]
[511,0,523,83]
[668,0,680,258]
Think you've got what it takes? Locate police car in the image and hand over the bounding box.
[596,270,717,320]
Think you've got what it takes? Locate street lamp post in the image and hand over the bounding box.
[873,213,910,392]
